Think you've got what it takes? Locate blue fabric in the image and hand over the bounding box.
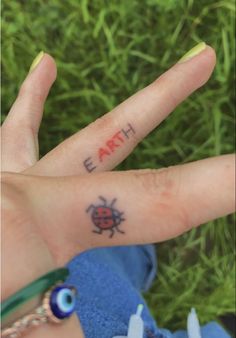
[66,245,231,338]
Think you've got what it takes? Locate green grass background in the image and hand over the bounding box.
[2,0,235,332]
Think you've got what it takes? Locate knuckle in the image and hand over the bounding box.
[135,167,179,196]
[134,169,160,193]
[135,167,192,233]
[167,90,179,108]
[90,113,114,131]
[155,167,192,230]
[155,166,180,192]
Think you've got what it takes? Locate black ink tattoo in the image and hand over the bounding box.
[83,157,97,173]
[86,196,125,238]
[121,123,135,139]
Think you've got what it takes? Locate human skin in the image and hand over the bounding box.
[1,45,235,338]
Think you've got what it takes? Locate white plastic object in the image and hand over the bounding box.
[187,308,202,338]
[113,304,144,338]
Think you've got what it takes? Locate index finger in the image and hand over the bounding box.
[25,154,235,264]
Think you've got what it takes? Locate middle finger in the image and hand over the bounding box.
[26,44,216,177]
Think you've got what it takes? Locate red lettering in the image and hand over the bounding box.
[98,147,110,162]
[112,131,124,143]
[97,125,135,163]
[106,139,119,152]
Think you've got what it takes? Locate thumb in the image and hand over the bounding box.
[1,52,57,172]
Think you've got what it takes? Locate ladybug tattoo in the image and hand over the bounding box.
[86,196,125,238]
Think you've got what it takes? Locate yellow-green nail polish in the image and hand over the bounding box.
[178,42,206,63]
[29,51,44,73]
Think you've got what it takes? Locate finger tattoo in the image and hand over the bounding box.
[83,123,136,172]
[86,196,125,238]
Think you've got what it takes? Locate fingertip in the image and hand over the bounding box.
[43,53,57,81]
[7,52,58,137]
[205,45,217,62]
[196,45,216,88]
[174,44,217,90]
[28,52,57,84]
[202,44,217,72]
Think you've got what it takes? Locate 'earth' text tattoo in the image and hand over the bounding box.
[83,123,135,172]
[86,196,125,238]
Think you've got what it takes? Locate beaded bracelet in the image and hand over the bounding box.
[1,268,69,321]
[1,268,77,338]
[2,283,77,338]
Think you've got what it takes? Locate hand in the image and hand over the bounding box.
[1,46,235,337]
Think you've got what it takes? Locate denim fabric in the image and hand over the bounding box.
[66,245,231,338]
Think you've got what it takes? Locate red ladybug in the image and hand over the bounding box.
[86,196,125,238]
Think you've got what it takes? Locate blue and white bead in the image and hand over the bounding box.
[49,285,76,319]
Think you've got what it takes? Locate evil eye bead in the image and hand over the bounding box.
[49,285,76,319]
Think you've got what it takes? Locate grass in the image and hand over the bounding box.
[1,0,235,333]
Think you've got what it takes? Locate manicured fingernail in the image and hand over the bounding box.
[178,42,206,63]
[29,51,44,73]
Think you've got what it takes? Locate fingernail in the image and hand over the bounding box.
[178,42,206,63]
[29,51,44,73]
